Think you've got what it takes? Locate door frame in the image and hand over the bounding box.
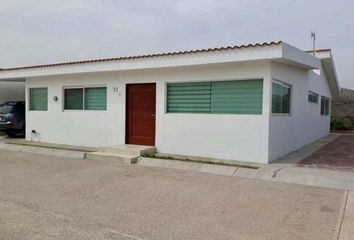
[125,83,156,146]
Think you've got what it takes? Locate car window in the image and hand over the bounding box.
[0,104,14,114]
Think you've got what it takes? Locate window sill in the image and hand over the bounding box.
[63,110,107,112]
[272,113,291,117]
[165,112,263,116]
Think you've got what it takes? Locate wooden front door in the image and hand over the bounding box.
[126,83,156,146]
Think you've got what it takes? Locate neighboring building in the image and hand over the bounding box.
[332,88,354,117]
[331,88,354,129]
[0,41,340,163]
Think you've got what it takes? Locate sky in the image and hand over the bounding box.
[0,0,354,88]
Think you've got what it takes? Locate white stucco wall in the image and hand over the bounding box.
[26,61,272,163]
[156,62,272,163]
[268,62,332,161]
[0,82,25,104]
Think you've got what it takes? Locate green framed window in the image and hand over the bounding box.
[166,79,263,114]
[211,80,263,114]
[167,82,211,113]
[272,81,291,114]
[64,87,107,111]
[308,91,319,103]
[321,96,330,115]
[85,87,107,110]
[64,88,83,110]
[29,88,48,111]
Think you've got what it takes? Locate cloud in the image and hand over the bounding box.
[0,0,353,88]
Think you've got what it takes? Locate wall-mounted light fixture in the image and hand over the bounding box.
[53,96,58,102]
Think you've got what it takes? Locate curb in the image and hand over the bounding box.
[137,157,240,176]
[138,157,354,191]
[236,165,354,191]
[0,143,86,159]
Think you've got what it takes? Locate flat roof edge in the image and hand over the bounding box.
[282,43,321,69]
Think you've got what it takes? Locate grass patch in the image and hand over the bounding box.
[143,153,258,169]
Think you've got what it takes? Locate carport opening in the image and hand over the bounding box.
[0,79,26,139]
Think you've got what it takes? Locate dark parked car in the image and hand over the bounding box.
[0,101,25,137]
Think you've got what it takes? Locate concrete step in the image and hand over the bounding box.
[99,144,155,156]
[84,152,139,164]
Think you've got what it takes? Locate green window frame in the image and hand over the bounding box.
[166,79,263,114]
[308,91,319,103]
[167,82,211,113]
[84,87,107,110]
[64,88,84,110]
[64,86,107,111]
[29,88,48,111]
[321,96,330,115]
[272,81,291,114]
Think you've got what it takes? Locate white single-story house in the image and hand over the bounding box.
[0,41,340,163]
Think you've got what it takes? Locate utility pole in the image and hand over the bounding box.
[311,32,316,56]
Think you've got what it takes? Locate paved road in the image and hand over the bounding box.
[0,149,350,240]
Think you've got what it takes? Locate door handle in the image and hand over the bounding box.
[151,114,155,117]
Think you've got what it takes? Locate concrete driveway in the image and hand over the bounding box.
[0,149,349,240]
[0,132,18,143]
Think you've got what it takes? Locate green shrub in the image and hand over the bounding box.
[331,119,353,130]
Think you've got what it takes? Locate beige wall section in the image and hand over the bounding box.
[268,62,332,161]
[26,61,271,163]
[0,82,25,104]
